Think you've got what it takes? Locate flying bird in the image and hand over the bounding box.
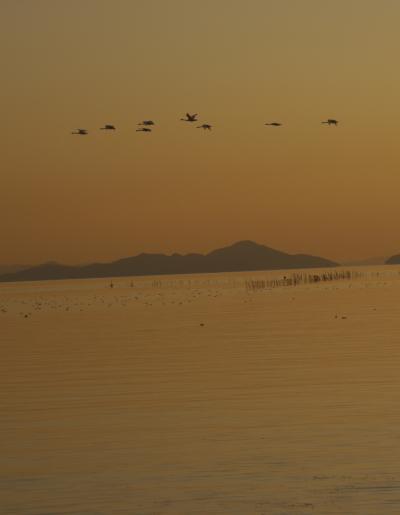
[181,113,198,122]
[71,129,88,135]
[197,124,212,131]
[265,122,282,127]
[100,124,116,130]
[322,119,339,126]
[136,127,152,132]
[138,120,155,126]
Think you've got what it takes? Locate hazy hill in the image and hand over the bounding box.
[0,264,31,275]
[386,254,400,265]
[0,240,338,283]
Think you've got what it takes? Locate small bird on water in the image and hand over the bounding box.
[265,122,282,127]
[71,129,88,135]
[322,119,339,126]
[100,124,116,130]
[197,124,212,131]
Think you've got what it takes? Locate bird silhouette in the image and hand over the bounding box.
[265,122,282,127]
[71,129,88,135]
[322,119,339,126]
[181,113,198,122]
[197,124,212,131]
[138,120,155,126]
[100,124,116,130]
[136,127,152,132]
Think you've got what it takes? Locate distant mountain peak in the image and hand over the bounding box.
[223,240,273,250]
[0,241,338,283]
[386,254,400,265]
[231,240,261,247]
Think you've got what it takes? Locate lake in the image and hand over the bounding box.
[1,267,400,514]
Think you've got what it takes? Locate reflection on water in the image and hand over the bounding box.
[1,267,400,514]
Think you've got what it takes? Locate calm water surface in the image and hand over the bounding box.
[1,268,400,514]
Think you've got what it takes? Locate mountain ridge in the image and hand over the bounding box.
[0,240,338,283]
[386,253,400,265]
[0,264,31,275]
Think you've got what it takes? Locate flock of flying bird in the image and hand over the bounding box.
[71,114,339,135]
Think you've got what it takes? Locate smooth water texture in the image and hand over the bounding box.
[1,267,400,514]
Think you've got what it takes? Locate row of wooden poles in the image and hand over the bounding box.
[145,268,398,291]
[245,269,365,291]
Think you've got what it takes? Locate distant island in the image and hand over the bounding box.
[0,240,338,283]
[386,254,400,265]
[0,264,31,275]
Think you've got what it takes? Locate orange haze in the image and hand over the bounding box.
[2,0,400,264]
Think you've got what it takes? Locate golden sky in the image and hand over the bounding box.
[2,0,400,264]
